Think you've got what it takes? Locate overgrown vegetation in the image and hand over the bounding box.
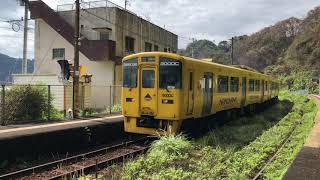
[0,85,63,125]
[115,91,316,179]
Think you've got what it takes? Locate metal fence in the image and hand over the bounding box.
[56,0,134,13]
[0,84,121,125]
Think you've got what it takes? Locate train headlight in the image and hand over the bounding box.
[126,98,135,102]
[162,99,174,104]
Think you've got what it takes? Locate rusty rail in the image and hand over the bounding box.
[0,136,156,179]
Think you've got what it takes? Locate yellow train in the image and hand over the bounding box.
[122,52,279,135]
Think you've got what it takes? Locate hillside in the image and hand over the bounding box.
[179,6,320,91]
[0,53,34,83]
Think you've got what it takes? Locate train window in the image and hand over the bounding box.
[249,79,255,91]
[255,80,260,91]
[159,57,182,89]
[230,77,239,92]
[123,58,138,88]
[189,72,193,91]
[142,70,155,88]
[218,75,229,93]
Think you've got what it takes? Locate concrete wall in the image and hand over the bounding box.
[33,19,115,108]
[115,8,178,57]
[58,7,117,41]
[58,6,178,58]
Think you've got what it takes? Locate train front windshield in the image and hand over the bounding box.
[159,57,182,89]
[123,58,138,88]
[123,56,182,89]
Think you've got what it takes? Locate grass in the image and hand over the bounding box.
[81,104,122,117]
[85,91,317,179]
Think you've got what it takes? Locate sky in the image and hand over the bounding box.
[0,0,319,59]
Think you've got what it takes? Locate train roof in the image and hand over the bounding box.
[181,55,270,78]
[123,52,277,81]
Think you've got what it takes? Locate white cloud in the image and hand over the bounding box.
[0,0,319,58]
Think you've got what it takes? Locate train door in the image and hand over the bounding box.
[187,71,194,115]
[241,77,247,108]
[202,73,213,115]
[140,66,157,116]
[261,80,265,102]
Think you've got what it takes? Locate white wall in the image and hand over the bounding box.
[32,19,115,108]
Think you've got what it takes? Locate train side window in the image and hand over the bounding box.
[255,80,260,91]
[230,77,239,92]
[218,75,228,93]
[189,72,193,91]
[249,79,255,92]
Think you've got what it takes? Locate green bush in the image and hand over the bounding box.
[1,85,51,125]
[122,135,195,179]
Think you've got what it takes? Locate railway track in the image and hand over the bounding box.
[0,136,156,180]
[251,119,301,180]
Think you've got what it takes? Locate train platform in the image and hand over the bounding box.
[0,114,123,140]
[0,114,125,161]
[283,95,320,180]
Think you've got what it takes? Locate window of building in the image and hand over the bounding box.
[125,36,135,53]
[255,80,260,91]
[218,75,229,93]
[52,48,65,59]
[230,77,239,92]
[249,79,255,91]
[154,45,159,51]
[99,32,109,40]
[145,42,152,52]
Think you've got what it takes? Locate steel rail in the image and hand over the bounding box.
[0,136,155,179]
[252,120,300,180]
[49,146,149,180]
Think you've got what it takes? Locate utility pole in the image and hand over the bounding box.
[231,37,234,65]
[125,0,129,9]
[22,0,28,74]
[73,0,80,118]
[191,38,195,58]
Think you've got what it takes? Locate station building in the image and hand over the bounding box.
[13,0,178,110]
